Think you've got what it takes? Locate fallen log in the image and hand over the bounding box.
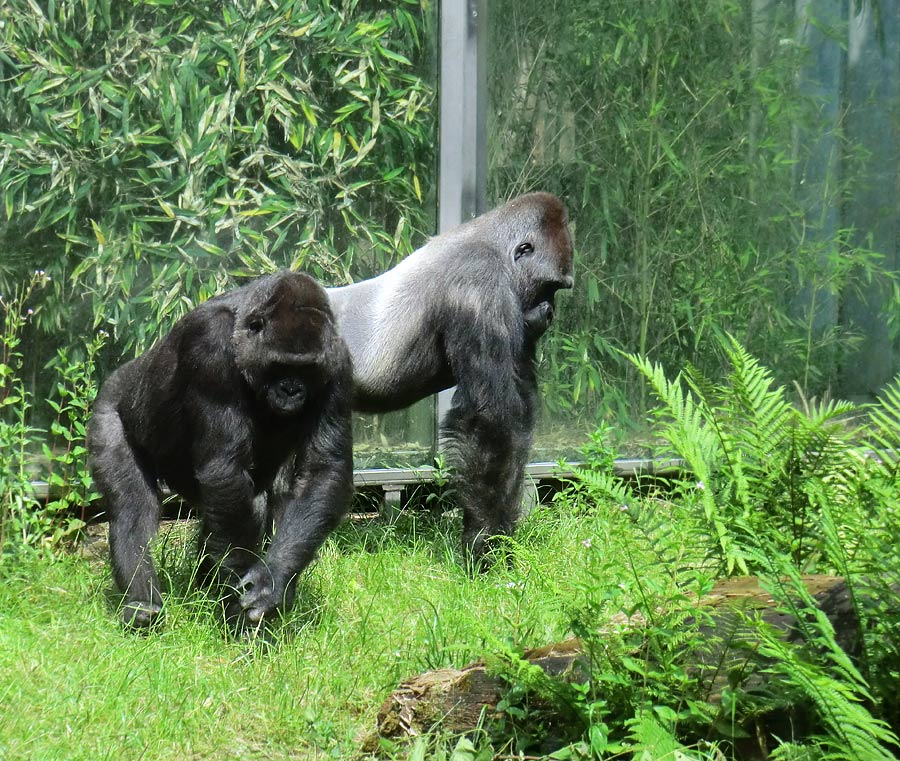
[369,575,857,744]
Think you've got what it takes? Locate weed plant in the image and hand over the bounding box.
[1,270,103,559]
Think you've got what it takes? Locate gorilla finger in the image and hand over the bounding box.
[237,563,274,593]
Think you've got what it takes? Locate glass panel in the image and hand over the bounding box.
[487,0,900,460]
[352,397,436,469]
[0,1,440,468]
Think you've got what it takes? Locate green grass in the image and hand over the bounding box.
[5,342,900,760]
[0,506,613,760]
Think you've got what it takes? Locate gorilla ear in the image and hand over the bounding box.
[514,241,534,261]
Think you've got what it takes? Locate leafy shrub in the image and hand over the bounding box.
[0,0,436,352]
[0,272,103,559]
[480,338,900,759]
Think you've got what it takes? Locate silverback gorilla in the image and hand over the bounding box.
[89,271,353,627]
[327,192,574,563]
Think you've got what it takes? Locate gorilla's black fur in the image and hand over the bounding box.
[327,192,574,562]
[89,271,353,627]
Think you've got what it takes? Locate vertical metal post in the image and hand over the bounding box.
[436,0,487,429]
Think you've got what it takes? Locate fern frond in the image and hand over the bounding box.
[624,352,747,574]
[724,336,792,428]
[627,714,683,758]
[759,631,897,761]
[802,397,858,430]
[749,564,899,761]
[865,375,900,483]
[574,465,633,506]
[683,360,754,516]
[719,335,795,488]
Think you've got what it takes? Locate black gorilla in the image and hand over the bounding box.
[89,271,353,627]
[327,192,574,562]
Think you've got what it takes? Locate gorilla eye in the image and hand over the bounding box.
[247,316,266,334]
[514,242,534,260]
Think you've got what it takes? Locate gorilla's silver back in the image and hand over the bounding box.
[327,234,511,410]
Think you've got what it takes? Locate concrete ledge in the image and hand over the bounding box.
[353,458,682,488]
[28,458,685,519]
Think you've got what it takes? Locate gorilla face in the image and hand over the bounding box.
[232,273,338,416]
[506,194,575,335]
[263,370,308,415]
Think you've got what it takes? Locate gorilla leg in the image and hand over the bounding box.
[441,385,535,567]
[89,405,163,627]
[435,299,540,566]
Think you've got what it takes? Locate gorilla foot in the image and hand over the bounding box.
[121,600,163,629]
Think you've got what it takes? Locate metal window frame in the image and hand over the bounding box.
[435,0,488,425]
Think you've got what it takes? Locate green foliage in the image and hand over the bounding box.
[485,493,727,759]
[1,348,899,757]
[0,272,45,557]
[621,335,865,576]
[42,332,107,543]
[482,339,900,759]
[489,0,900,433]
[1,270,104,558]
[0,0,436,352]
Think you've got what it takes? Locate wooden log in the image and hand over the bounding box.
[369,575,857,743]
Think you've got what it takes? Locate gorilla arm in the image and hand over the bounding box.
[89,362,166,628]
[439,290,537,564]
[236,365,354,622]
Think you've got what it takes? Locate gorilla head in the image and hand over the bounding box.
[232,274,339,416]
[488,192,575,335]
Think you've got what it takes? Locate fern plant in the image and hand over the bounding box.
[565,336,900,759]
[599,335,860,576]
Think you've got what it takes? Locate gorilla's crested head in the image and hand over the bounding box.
[489,193,575,336]
[232,271,341,415]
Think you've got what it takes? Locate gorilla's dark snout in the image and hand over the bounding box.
[271,377,306,413]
